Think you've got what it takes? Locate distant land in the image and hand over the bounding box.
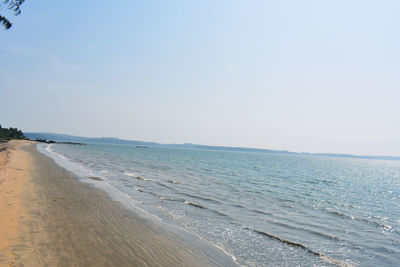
[25,132,400,161]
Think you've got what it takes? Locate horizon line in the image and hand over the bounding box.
[25,131,400,160]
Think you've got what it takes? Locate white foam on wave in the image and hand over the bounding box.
[38,143,92,178]
[44,143,68,160]
[124,172,136,177]
[319,255,356,267]
[123,172,153,181]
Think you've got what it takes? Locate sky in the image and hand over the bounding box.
[1,0,400,156]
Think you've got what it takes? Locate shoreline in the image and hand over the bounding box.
[0,140,236,266]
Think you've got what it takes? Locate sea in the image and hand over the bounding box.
[37,142,400,267]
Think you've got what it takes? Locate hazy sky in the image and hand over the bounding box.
[1,0,400,156]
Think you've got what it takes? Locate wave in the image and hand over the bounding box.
[261,219,344,243]
[167,179,180,184]
[182,201,230,218]
[178,192,221,204]
[159,196,176,201]
[135,186,143,192]
[39,144,92,178]
[144,192,230,218]
[325,208,398,233]
[230,203,245,209]
[184,201,205,209]
[146,191,160,198]
[135,176,151,181]
[156,194,185,202]
[88,176,104,181]
[207,208,230,218]
[123,172,160,183]
[124,173,178,191]
[249,208,274,217]
[156,181,175,190]
[44,144,68,160]
[244,227,355,267]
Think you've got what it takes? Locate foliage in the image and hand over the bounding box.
[0,0,25,30]
[0,124,26,139]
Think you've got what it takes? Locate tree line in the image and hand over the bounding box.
[0,125,26,140]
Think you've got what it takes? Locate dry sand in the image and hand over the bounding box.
[0,140,236,266]
[0,140,36,266]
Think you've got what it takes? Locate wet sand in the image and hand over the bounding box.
[0,141,236,266]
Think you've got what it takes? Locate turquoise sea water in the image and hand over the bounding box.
[38,143,400,266]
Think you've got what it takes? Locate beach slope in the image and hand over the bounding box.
[0,141,235,266]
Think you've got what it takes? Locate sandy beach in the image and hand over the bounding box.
[0,140,236,266]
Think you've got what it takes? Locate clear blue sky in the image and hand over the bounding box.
[1,0,400,156]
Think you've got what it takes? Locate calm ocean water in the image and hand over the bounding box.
[38,143,400,267]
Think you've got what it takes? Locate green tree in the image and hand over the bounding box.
[0,125,26,139]
[0,0,25,30]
